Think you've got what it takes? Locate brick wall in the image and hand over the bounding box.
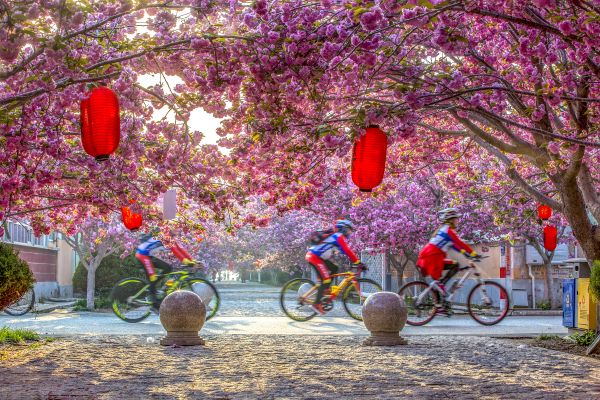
[13,244,57,283]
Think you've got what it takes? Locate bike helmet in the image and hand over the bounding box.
[335,219,355,238]
[439,208,462,222]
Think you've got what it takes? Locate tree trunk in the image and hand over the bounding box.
[400,246,421,282]
[387,250,408,288]
[543,262,558,310]
[556,175,600,267]
[86,264,96,310]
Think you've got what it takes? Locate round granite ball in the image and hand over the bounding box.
[159,290,206,333]
[362,292,407,333]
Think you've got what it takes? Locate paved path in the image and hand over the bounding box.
[1,335,599,399]
[1,281,567,337]
[1,281,593,399]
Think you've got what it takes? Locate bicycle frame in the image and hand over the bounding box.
[129,268,200,305]
[416,261,492,306]
[299,270,363,303]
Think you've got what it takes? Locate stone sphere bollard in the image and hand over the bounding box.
[191,282,214,310]
[159,290,206,346]
[362,292,408,346]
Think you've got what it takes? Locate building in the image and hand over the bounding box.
[1,220,77,300]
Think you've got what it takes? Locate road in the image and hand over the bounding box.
[0,281,567,337]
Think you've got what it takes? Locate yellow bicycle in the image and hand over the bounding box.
[280,267,382,321]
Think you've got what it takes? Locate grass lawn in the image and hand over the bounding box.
[0,326,53,361]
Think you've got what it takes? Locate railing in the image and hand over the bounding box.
[0,220,56,249]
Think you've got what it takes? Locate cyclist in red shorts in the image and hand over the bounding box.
[417,208,479,314]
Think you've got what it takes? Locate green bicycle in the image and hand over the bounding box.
[110,266,220,323]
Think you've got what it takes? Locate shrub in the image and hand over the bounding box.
[277,270,302,285]
[590,260,600,303]
[71,299,89,312]
[71,295,111,311]
[260,268,303,285]
[535,299,551,310]
[569,330,596,346]
[0,243,35,313]
[72,253,144,295]
[538,334,558,340]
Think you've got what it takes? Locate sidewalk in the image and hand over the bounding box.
[1,334,598,399]
[2,299,77,316]
[1,280,567,337]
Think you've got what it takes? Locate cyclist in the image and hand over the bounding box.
[306,219,366,315]
[417,208,479,314]
[136,227,196,313]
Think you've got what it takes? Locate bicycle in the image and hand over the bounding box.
[398,256,510,326]
[110,265,220,323]
[280,266,382,321]
[3,288,35,316]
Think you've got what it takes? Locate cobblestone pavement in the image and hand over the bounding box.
[1,334,599,399]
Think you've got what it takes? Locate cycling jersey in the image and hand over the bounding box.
[306,230,359,306]
[137,237,192,261]
[428,224,474,254]
[417,223,474,280]
[308,232,359,263]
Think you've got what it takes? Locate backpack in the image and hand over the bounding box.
[308,228,335,245]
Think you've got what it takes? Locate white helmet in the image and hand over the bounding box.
[335,219,355,238]
[439,208,462,222]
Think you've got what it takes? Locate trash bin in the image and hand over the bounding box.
[577,278,598,330]
[563,278,576,328]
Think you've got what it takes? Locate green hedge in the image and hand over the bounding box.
[72,253,145,295]
[259,268,303,285]
[0,243,35,312]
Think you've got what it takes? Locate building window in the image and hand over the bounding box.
[1,220,54,249]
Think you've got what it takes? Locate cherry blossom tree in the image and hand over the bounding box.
[0,0,245,236]
[4,0,600,281]
[62,215,138,309]
[209,0,600,269]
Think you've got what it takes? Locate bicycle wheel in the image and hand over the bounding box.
[110,277,152,323]
[181,278,220,321]
[4,289,35,316]
[342,279,382,321]
[468,281,510,325]
[280,278,318,321]
[398,281,438,326]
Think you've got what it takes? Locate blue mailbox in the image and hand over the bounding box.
[563,278,576,327]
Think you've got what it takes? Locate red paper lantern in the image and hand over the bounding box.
[80,85,121,161]
[229,262,233,271]
[121,202,142,232]
[543,225,557,251]
[538,204,552,220]
[351,126,387,192]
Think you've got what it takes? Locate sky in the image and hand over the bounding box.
[136,73,224,148]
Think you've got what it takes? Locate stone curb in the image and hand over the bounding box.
[508,309,562,316]
[32,301,77,314]
[48,298,79,303]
